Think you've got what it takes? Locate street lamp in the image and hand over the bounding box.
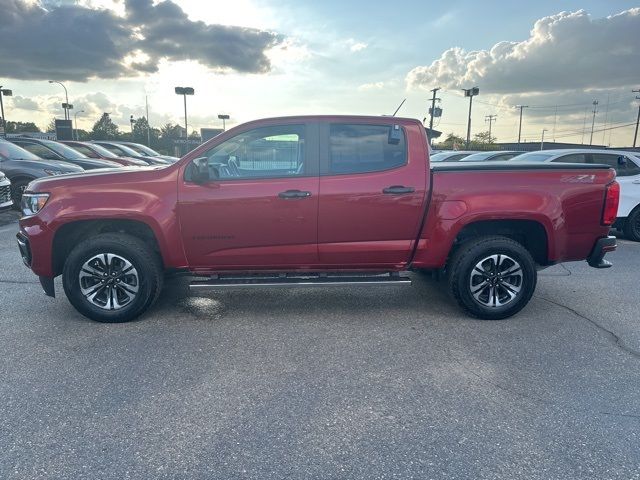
[174,87,194,138]
[218,114,230,131]
[462,87,479,148]
[130,115,136,134]
[0,86,13,138]
[540,128,548,151]
[49,80,70,120]
[73,110,85,140]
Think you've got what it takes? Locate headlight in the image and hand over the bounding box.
[21,193,50,217]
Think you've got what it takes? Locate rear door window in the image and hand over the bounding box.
[591,153,640,177]
[327,124,406,174]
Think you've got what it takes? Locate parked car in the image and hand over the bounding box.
[60,141,149,167]
[0,139,83,207]
[91,141,171,165]
[430,151,475,162]
[0,171,12,211]
[459,151,522,162]
[113,141,179,163]
[511,149,640,241]
[17,116,619,324]
[9,138,123,170]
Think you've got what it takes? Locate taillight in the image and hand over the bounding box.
[602,181,620,226]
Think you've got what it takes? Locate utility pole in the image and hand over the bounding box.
[516,105,528,145]
[428,87,441,132]
[633,89,640,148]
[462,87,479,148]
[540,128,548,150]
[589,100,598,146]
[0,86,12,138]
[145,95,151,147]
[485,114,497,140]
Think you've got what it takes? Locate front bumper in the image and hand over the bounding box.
[587,236,617,268]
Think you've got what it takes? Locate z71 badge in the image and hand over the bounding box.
[560,174,596,184]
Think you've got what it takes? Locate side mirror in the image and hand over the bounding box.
[189,157,211,183]
[618,156,628,166]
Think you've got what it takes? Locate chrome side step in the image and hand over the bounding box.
[189,273,411,290]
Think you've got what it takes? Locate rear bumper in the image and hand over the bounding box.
[587,236,617,268]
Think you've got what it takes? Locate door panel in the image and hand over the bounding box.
[178,122,319,269]
[317,122,428,268]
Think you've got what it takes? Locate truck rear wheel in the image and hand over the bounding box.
[448,236,537,320]
[62,233,163,323]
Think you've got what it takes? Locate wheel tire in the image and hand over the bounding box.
[11,178,32,209]
[623,208,640,242]
[62,233,163,323]
[448,235,537,320]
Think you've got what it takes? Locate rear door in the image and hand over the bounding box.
[317,121,428,268]
[178,122,320,270]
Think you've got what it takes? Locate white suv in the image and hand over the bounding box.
[511,149,640,241]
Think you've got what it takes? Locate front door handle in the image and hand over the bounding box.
[278,189,312,199]
[632,179,640,185]
[383,185,415,195]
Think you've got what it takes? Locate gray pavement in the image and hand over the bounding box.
[0,220,639,479]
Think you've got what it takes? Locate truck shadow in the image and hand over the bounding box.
[150,272,461,325]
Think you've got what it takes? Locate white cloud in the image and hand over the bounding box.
[357,82,385,91]
[10,95,40,111]
[406,8,640,94]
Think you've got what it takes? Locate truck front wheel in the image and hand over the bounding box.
[448,236,537,320]
[62,233,163,323]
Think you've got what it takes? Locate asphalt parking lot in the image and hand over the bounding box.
[1,217,639,480]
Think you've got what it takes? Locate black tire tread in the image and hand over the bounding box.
[62,233,163,323]
[623,207,640,242]
[448,235,536,320]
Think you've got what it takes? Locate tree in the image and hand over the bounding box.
[91,113,119,140]
[473,131,497,145]
[5,121,40,133]
[131,116,150,144]
[45,117,57,133]
[437,133,466,150]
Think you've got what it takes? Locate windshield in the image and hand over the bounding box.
[89,143,119,158]
[459,152,495,162]
[0,141,41,161]
[509,152,554,162]
[126,143,160,156]
[430,152,452,162]
[104,143,140,156]
[41,140,89,159]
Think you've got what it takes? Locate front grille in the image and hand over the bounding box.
[0,184,11,205]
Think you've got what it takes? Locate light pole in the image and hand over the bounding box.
[0,86,13,138]
[130,115,136,135]
[516,105,528,146]
[540,128,548,150]
[589,100,598,146]
[49,80,69,120]
[174,87,194,138]
[218,114,230,131]
[73,110,84,140]
[462,87,479,148]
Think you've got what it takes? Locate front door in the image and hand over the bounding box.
[317,121,428,268]
[178,122,319,270]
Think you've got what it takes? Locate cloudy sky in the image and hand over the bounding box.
[1,0,639,146]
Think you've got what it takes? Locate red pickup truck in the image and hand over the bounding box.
[17,115,619,323]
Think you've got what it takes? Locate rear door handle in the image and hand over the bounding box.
[278,189,312,199]
[632,179,640,184]
[383,185,415,195]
